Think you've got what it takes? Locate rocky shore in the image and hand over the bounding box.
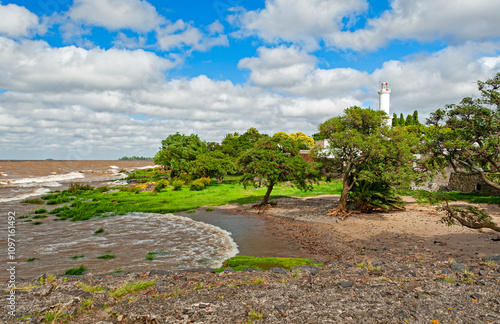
[3,195,500,323]
[2,257,500,323]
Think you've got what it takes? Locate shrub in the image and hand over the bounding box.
[97,250,115,259]
[34,208,48,214]
[68,183,93,193]
[198,177,212,186]
[190,179,206,191]
[64,265,86,275]
[348,180,404,213]
[23,198,44,204]
[153,179,169,193]
[172,179,184,191]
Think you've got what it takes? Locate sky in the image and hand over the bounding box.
[0,0,499,160]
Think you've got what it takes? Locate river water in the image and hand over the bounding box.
[0,161,298,279]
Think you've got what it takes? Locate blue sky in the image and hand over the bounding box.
[0,0,499,159]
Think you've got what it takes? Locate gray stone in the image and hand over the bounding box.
[222,268,235,273]
[450,262,466,272]
[270,267,288,275]
[242,268,261,272]
[483,255,500,262]
[292,265,319,275]
[442,268,453,275]
[371,261,384,266]
[339,281,355,288]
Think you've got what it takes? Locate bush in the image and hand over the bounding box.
[153,179,169,193]
[34,208,48,214]
[198,177,212,186]
[68,183,93,193]
[348,180,404,213]
[175,173,192,185]
[172,179,184,191]
[190,179,206,191]
[64,265,86,275]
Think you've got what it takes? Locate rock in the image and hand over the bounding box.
[471,293,483,300]
[483,255,500,262]
[442,268,453,275]
[450,262,466,272]
[371,261,384,266]
[270,267,288,275]
[242,268,261,272]
[329,261,341,267]
[222,268,235,273]
[339,281,355,288]
[291,265,319,275]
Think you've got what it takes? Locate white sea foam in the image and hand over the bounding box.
[0,187,51,203]
[0,171,85,186]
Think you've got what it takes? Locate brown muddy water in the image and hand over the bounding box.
[0,161,298,280]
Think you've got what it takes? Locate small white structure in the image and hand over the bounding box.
[378,81,391,126]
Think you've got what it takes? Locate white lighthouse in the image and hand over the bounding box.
[378,81,391,126]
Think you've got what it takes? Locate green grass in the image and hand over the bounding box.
[26,257,38,262]
[23,198,44,204]
[34,208,48,214]
[97,250,115,259]
[71,255,85,260]
[93,227,104,235]
[64,265,86,275]
[109,280,156,298]
[31,214,47,219]
[36,176,343,221]
[215,256,323,272]
[398,189,500,205]
[77,281,105,293]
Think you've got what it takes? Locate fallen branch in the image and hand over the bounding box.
[439,200,500,232]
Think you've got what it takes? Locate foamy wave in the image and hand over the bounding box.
[0,171,85,186]
[0,187,51,203]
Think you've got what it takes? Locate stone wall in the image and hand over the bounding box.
[448,173,500,196]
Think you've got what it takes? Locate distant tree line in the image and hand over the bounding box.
[118,156,152,161]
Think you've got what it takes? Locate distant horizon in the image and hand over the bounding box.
[1,0,499,159]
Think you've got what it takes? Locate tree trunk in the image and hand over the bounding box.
[326,175,353,220]
[262,181,274,205]
[217,176,223,184]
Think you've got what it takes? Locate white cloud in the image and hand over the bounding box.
[329,0,500,51]
[238,46,316,87]
[113,32,147,49]
[68,0,164,32]
[0,37,177,92]
[156,20,228,52]
[231,0,368,49]
[0,3,43,37]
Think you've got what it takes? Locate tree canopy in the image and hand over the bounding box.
[153,133,207,178]
[315,106,423,217]
[426,72,500,191]
[239,136,318,205]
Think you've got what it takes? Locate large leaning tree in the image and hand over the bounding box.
[426,72,500,191]
[239,136,319,206]
[153,133,207,178]
[314,106,425,218]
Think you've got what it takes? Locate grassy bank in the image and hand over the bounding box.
[26,172,343,221]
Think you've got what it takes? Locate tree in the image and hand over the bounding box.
[405,114,414,126]
[221,128,267,158]
[315,106,423,217]
[290,132,315,149]
[412,110,420,125]
[154,133,207,178]
[426,72,500,191]
[392,113,399,127]
[190,151,236,183]
[239,136,318,205]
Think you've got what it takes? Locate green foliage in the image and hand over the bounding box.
[23,198,44,204]
[97,250,115,259]
[64,265,86,275]
[93,227,104,235]
[71,255,84,260]
[190,150,236,183]
[190,178,206,191]
[316,106,423,212]
[239,136,319,205]
[26,257,37,262]
[215,256,321,272]
[109,280,156,298]
[68,183,93,193]
[348,180,404,213]
[153,179,169,192]
[221,128,267,158]
[34,208,48,214]
[171,179,184,191]
[426,73,500,192]
[154,133,207,177]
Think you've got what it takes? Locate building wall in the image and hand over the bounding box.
[448,173,500,196]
